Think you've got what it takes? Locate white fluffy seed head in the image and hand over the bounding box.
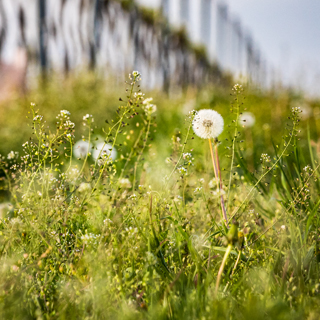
[192,109,224,139]
[239,112,255,127]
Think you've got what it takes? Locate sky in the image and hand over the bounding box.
[227,0,320,96]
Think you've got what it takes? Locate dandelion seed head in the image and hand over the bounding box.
[73,140,92,159]
[93,142,117,162]
[239,112,255,127]
[192,109,224,139]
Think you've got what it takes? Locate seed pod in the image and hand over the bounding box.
[227,221,239,245]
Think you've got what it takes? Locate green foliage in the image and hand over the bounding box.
[0,73,320,319]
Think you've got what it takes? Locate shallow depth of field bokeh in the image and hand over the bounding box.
[0,71,320,320]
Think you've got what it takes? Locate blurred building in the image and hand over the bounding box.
[0,0,269,91]
[135,0,268,86]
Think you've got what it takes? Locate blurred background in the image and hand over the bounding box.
[0,0,273,95]
[0,0,320,158]
[1,0,319,95]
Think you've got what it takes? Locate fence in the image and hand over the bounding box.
[0,0,226,92]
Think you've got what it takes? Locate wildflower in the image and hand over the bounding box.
[81,233,99,245]
[7,151,15,160]
[78,182,91,193]
[103,218,113,226]
[239,112,255,127]
[129,193,137,200]
[178,167,187,175]
[194,187,202,193]
[144,104,157,116]
[183,152,192,160]
[143,97,153,105]
[119,178,131,188]
[192,109,224,139]
[260,153,271,162]
[83,114,94,126]
[65,120,75,129]
[83,114,92,121]
[303,165,312,172]
[142,97,156,116]
[132,71,140,77]
[73,140,92,159]
[93,142,117,162]
[208,178,216,189]
[33,115,43,121]
[232,83,243,92]
[60,110,70,116]
[212,188,226,197]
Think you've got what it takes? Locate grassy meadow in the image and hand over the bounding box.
[0,72,320,319]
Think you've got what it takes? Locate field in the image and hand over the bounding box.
[0,72,320,319]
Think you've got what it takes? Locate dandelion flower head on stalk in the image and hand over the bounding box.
[192,109,224,139]
[73,140,92,159]
[93,142,117,161]
[239,112,256,127]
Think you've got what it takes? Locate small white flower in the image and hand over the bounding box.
[232,83,243,93]
[260,153,271,162]
[60,110,70,116]
[73,140,92,159]
[192,109,224,139]
[33,115,43,121]
[132,71,140,77]
[194,187,202,193]
[83,114,94,122]
[65,120,75,129]
[178,167,187,175]
[129,193,137,200]
[143,98,153,105]
[103,218,113,226]
[208,179,217,189]
[239,112,255,127]
[303,165,312,172]
[145,104,157,115]
[93,142,117,162]
[78,182,91,193]
[7,151,15,160]
[212,188,226,197]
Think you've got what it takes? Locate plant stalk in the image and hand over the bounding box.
[215,243,232,295]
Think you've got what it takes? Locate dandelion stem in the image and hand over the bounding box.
[209,139,228,227]
[208,139,219,190]
[214,142,228,226]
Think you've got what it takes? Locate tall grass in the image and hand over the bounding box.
[0,73,320,319]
